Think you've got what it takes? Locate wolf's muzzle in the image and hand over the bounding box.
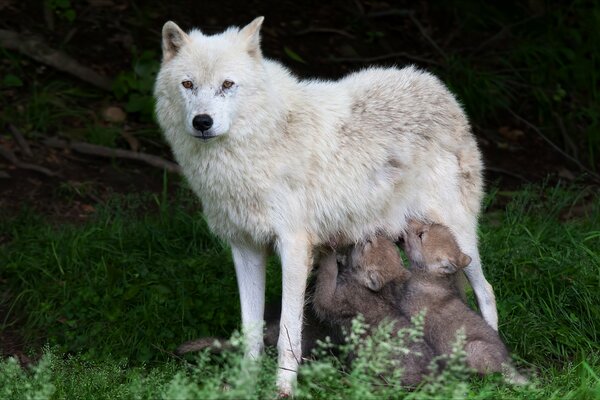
[192,114,213,132]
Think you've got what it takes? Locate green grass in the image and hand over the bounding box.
[0,191,284,363]
[0,184,599,398]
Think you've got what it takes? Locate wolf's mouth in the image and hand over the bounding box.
[192,133,217,141]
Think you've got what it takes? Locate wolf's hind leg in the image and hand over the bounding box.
[452,227,498,331]
[463,251,498,331]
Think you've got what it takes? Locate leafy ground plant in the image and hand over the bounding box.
[0,184,599,398]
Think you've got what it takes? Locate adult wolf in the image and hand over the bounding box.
[154,17,496,395]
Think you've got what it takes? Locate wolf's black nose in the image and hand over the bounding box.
[193,114,213,131]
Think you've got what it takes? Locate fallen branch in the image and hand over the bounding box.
[44,138,182,174]
[0,146,59,177]
[485,166,529,182]
[294,27,356,39]
[0,29,113,91]
[8,124,33,158]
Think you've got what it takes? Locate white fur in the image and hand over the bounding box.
[231,242,267,359]
[155,17,497,395]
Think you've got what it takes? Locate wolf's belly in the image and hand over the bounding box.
[304,175,422,244]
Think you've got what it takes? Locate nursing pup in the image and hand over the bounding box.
[401,221,526,383]
[312,238,433,386]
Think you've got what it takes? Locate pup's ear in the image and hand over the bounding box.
[162,21,190,62]
[440,253,472,274]
[364,270,383,291]
[239,16,264,58]
[407,219,426,233]
[457,253,472,269]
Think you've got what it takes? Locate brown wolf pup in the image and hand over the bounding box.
[312,237,433,386]
[401,220,526,384]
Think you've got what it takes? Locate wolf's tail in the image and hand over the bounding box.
[175,337,231,355]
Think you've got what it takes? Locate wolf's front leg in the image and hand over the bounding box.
[276,233,312,396]
[231,241,267,359]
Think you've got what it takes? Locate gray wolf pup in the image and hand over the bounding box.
[401,220,526,383]
[154,16,496,394]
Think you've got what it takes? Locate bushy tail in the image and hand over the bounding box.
[175,337,231,355]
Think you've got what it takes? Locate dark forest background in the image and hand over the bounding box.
[1,0,599,208]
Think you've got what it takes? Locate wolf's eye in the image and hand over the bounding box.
[182,81,193,89]
[222,80,234,89]
[418,232,425,240]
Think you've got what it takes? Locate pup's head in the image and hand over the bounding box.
[346,236,410,291]
[155,17,266,141]
[403,220,471,276]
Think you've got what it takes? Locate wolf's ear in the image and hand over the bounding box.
[440,253,471,275]
[364,270,383,291]
[239,16,264,58]
[162,21,190,62]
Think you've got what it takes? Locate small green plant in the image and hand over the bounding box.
[0,351,55,400]
[113,50,160,122]
[2,74,23,88]
[82,125,121,147]
[55,181,98,203]
[46,0,76,23]
[0,80,96,136]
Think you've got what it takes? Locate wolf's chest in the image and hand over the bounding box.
[184,152,276,243]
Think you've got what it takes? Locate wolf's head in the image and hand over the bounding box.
[155,17,267,141]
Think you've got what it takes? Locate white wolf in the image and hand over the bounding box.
[154,17,497,395]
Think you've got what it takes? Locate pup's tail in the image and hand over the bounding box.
[175,337,232,356]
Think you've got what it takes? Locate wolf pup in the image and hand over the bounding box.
[312,238,433,386]
[154,16,494,394]
[401,221,526,383]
